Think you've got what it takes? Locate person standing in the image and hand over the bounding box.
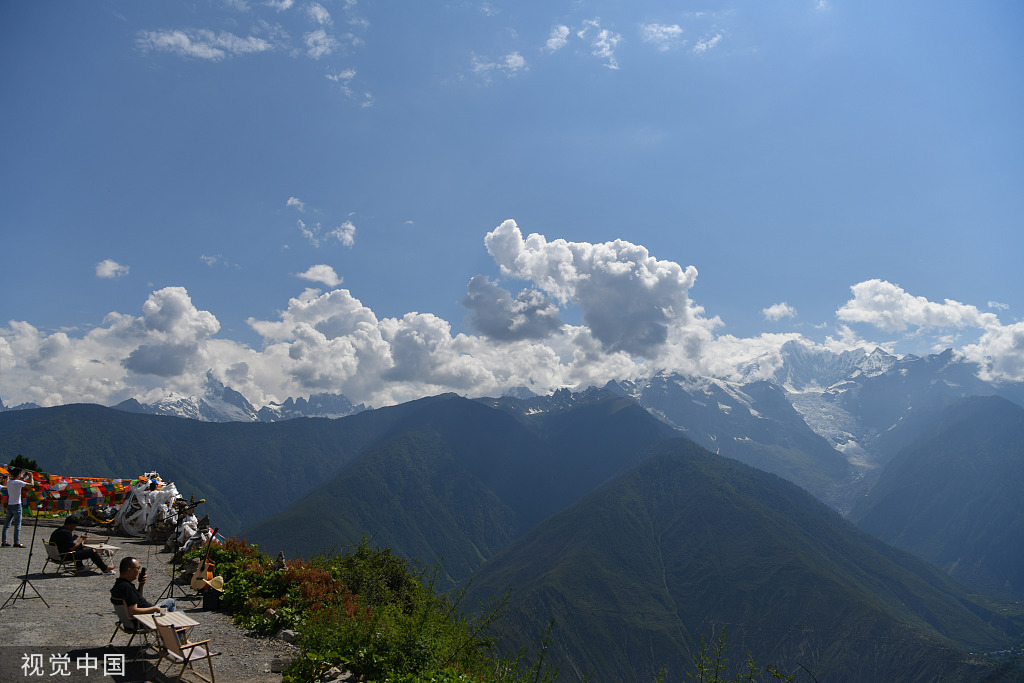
[1,467,33,548]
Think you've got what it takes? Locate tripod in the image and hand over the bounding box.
[156,552,197,603]
[156,498,206,604]
[1,507,49,609]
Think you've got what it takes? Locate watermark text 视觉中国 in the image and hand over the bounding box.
[19,652,125,678]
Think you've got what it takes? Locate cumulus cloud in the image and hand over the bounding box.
[641,23,684,51]
[287,196,306,211]
[298,264,342,287]
[96,259,130,279]
[837,279,999,332]
[963,322,1024,382]
[833,279,1024,381]
[0,286,230,406]
[5,225,1021,412]
[462,276,563,341]
[266,0,294,10]
[546,25,570,52]
[484,219,700,357]
[137,29,274,61]
[763,302,796,322]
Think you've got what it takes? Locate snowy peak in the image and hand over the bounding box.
[112,375,365,423]
[741,342,901,391]
[256,393,367,422]
[776,341,869,390]
[856,347,900,378]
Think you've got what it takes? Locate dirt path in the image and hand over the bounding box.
[0,517,297,682]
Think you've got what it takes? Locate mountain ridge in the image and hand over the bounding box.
[466,439,1022,682]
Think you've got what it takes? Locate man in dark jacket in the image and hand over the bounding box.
[49,515,114,573]
[110,556,175,615]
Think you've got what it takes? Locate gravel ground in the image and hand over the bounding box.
[0,517,298,683]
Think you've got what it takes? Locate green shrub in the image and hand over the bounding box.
[187,539,791,683]
[186,538,545,683]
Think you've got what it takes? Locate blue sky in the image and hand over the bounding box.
[2,0,1023,409]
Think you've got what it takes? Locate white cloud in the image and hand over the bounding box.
[298,264,342,287]
[546,25,570,52]
[578,19,621,69]
[640,23,684,51]
[286,196,306,211]
[326,68,372,106]
[989,300,1010,311]
[472,52,527,80]
[137,29,274,61]
[266,0,294,11]
[298,218,356,248]
[462,276,563,341]
[96,259,130,279]
[763,302,797,322]
[304,29,338,59]
[326,68,357,84]
[484,219,700,357]
[963,322,1024,382]
[306,2,332,25]
[692,31,723,55]
[329,220,356,247]
[5,229,1021,411]
[837,279,999,332]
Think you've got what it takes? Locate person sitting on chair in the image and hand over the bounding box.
[111,556,175,615]
[49,515,115,574]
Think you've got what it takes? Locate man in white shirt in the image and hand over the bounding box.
[2,467,33,548]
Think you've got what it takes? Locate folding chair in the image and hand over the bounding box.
[41,540,76,575]
[108,599,153,651]
[153,616,220,683]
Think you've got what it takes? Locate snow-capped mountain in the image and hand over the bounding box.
[0,397,42,412]
[256,393,368,422]
[612,345,1024,511]
[27,343,1024,512]
[738,340,900,390]
[112,374,366,423]
[613,372,851,506]
[114,375,260,422]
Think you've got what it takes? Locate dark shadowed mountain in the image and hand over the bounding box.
[0,395,492,534]
[466,439,1023,682]
[243,391,680,584]
[849,395,1024,600]
[0,403,389,533]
